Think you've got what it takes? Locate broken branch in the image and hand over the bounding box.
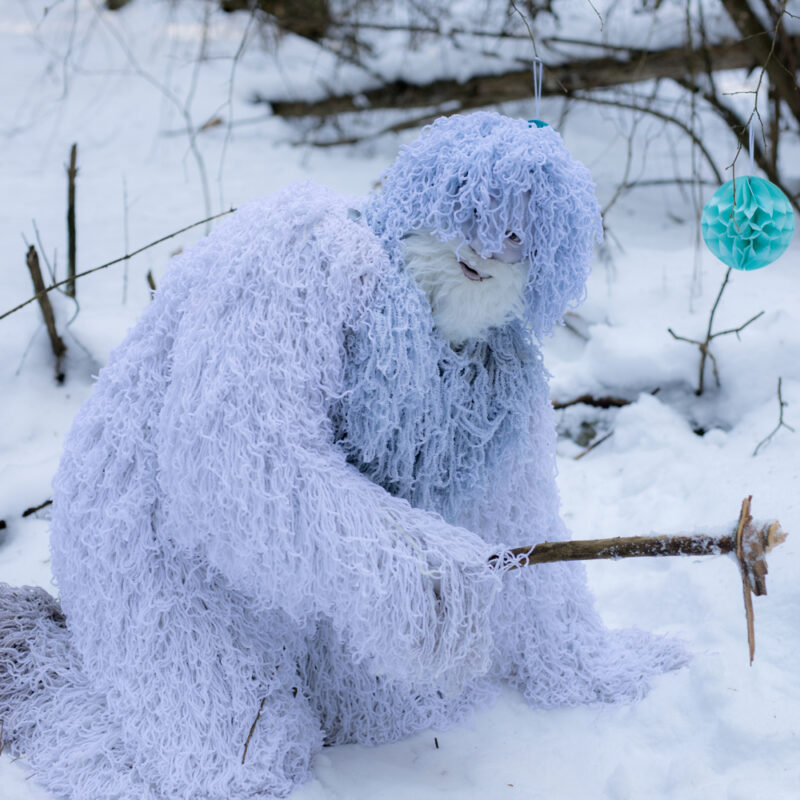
[241,697,266,765]
[66,143,78,299]
[552,394,632,410]
[22,499,53,518]
[25,245,67,381]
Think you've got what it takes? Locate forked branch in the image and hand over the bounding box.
[753,377,795,456]
[667,268,765,395]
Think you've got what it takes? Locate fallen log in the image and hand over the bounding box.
[491,497,786,664]
[259,38,795,120]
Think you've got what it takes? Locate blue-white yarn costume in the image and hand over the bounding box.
[0,112,686,799]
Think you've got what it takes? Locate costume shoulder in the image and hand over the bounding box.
[160,182,386,336]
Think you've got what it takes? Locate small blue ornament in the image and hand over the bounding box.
[701,176,795,271]
[527,60,548,130]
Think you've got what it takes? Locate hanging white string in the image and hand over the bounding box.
[748,120,755,175]
[532,57,543,121]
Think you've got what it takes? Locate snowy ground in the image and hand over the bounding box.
[1,2,798,799]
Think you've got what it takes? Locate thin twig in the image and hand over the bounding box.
[508,0,539,58]
[1,209,235,323]
[242,697,266,765]
[754,377,795,455]
[711,310,765,340]
[574,430,613,460]
[217,6,258,210]
[90,0,213,228]
[553,394,632,410]
[22,499,53,518]
[573,93,723,184]
[122,176,129,304]
[601,83,657,217]
[31,220,58,285]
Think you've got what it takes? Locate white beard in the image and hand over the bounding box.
[402,231,528,346]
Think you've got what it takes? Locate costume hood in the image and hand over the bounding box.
[365,111,603,340]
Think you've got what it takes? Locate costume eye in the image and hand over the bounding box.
[506,232,521,244]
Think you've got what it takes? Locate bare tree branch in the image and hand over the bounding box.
[260,39,782,121]
[719,0,800,128]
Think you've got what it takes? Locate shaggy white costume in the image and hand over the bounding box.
[0,112,686,799]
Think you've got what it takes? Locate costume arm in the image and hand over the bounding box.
[154,191,501,684]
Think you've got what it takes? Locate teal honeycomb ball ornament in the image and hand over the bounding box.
[701,176,795,271]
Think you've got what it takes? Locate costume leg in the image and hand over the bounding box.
[0,584,157,799]
[300,619,497,747]
[86,562,324,800]
[1,576,324,800]
[491,563,688,707]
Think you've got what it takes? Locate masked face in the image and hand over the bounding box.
[402,229,529,346]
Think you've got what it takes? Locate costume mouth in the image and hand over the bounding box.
[459,261,491,282]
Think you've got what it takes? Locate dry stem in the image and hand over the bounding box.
[25,245,67,381]
[668,268,764,395]
[242,697,266,765]
[753,377,795,455]
[66,143,77,298]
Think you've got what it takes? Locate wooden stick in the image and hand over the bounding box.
[735,497,757,664]
[25,245,67,381]
[241,697,266,765]
[491,530,735,570]
[492,497,787,663]
[66,143,78,299]
[493,497,784,571]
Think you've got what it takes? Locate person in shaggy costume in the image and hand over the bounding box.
[0,112,686,799]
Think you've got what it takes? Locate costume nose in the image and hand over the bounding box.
[490,242,525,263]
[459,222,527,264]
